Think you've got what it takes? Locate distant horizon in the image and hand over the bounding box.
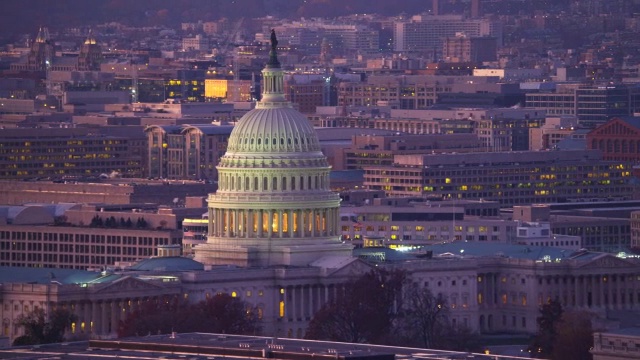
[0,0,593,41]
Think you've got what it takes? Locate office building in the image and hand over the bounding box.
[576,86,635,128]
[363,150,633,206]
[343,133,483,170]
[0,127,145,180]
[393,15,502,57]
[443,34,496,63]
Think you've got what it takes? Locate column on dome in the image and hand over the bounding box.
[208,207,214,236]
[297,209,303,237]
[278,210,284,238]
[267,210,274,238]
[258,210,264,237]
[247,209,254,238]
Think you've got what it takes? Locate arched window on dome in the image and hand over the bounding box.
[244,138,248,144]
[282,177,287,191]
[272,138,277,145]
[254,177,259,191]
[245,177,250,191]
[294,138,299,145]
[230,176,235,190]
[280,138,284,146]
[308,176,311,190]
[263,177,268,191]
[273,177,278,191]
[291,176,296,190]
[237,176,242,190]
[300,176,304,190]
[258,138,262,145]
[288,138,292,145]
[315,175,319,189]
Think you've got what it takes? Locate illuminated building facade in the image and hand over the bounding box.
[525,92,577,117]
[77,31,103,71]
[0,127,144,180]
[337,76,440,109]
[363,150,633,206]
[194,34,352,267]
[9,27,53,72]
[204,79,253,101]
[4,242,640,342]
[343,133,482,170]
[0,224,181,269]
[145,124,233,181]
[340,201,517,246]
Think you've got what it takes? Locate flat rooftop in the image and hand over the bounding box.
[0,333,533,360]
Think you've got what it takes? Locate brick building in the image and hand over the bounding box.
[587,117,640,163]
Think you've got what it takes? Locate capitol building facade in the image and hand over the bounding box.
[194,44,351,267]
[2,35,640,343]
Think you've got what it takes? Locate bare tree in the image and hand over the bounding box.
[305,268,407,344]
[395,284,449,348]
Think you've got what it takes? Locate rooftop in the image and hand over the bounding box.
[0,332,532,360]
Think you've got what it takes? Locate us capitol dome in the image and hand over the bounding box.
[194,31,352,267]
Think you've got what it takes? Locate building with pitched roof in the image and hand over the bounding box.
[587,116,640,163]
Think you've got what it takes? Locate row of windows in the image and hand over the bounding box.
[1,231,172,245]
[221,173,328,192]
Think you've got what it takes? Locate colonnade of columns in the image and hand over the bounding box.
[220,173,330,193]
[374,121,440,135]
[281,284,342,323]
[538,274,640,310]
[477,272,640,312]
[209,207,340,239]
[58,296,173,338]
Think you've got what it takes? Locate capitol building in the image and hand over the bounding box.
[2,34,640,343]
[194,38,352,267]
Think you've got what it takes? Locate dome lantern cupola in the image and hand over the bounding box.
[194,31,352,268]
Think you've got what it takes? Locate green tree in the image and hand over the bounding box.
[529,298,564,358]
[304,268,407,344]
[13,308,77,346]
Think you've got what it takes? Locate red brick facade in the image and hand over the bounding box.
[587,117,640,163]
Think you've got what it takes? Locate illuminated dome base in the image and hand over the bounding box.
[194,34,352,268]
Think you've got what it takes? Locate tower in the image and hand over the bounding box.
[194,31,352,267]
[471,0,481,18]
[27,27,53,71]
[77,29,102,71]
[432,0,440,15]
